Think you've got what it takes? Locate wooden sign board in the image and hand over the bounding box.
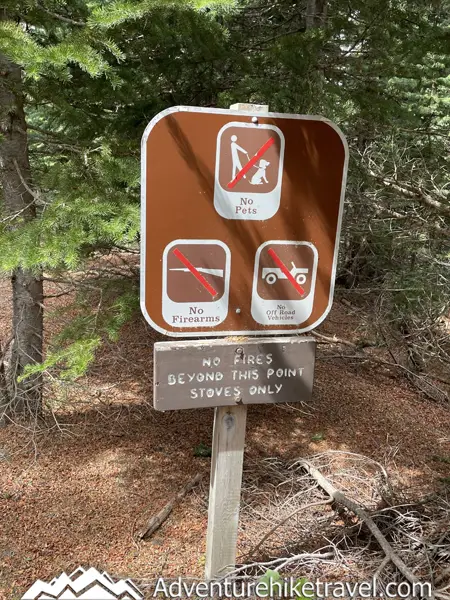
[141,106,348,337]
[153,337,316,410]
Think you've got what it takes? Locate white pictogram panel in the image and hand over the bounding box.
[251,241,318,325]
[162,239,231,328]
[214,122,285,220]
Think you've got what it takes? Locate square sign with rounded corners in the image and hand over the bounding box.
[141,106,348,337]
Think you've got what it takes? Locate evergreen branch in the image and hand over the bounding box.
[0,21,108,77]
[27,125,81,149]
[36,4,85,27]
[88,0,151,29]
[29,138,85,154]
[240,25,307,50]
[28,124,65,138]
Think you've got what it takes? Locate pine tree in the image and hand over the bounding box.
[0,8,43,421]
[0,0,144,419]
[0,0,232,417]
[0,0,448,415]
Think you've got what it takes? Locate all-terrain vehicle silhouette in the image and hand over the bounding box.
[262,262,308,285]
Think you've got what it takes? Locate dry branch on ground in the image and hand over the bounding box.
[234,452,450,595]
[137,473,202,540]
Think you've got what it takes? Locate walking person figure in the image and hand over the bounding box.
[230,135,249,179]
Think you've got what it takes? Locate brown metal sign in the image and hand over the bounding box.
[153,337,316,410]
[141,107,348,336]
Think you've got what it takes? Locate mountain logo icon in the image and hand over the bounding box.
[21,566,144,599]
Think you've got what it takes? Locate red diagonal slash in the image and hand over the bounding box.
[227,137,275,189]
[268,248,305,296]
[172,248,218,298]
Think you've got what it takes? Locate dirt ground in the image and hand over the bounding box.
[0,278,449,599]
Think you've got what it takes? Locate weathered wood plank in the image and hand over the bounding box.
[205,405,247,579]
[153,336,316,411]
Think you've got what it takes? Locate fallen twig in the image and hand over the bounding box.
[299,459,420,586]
[311,330,358,348]
[137,473,202,540]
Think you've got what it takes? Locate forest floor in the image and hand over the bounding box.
[0,277,449,599]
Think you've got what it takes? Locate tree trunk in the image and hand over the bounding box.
[0,52,44,422]
[306,0,327,28]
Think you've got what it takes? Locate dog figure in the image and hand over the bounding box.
[250,159,270,185]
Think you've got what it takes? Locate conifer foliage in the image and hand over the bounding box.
[0,0,147,420]
[0,1,448,419]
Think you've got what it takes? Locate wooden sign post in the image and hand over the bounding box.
[205,402,247,579]
[206,104,265,581]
